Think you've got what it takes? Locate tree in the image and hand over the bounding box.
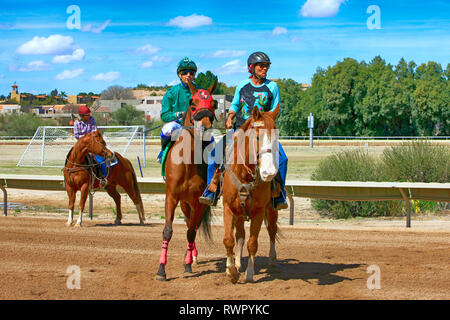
[100,86,134,100]
[50,89,58,97]
[413,62,448,135]
[195,71,218,89]
[111,104,144,125]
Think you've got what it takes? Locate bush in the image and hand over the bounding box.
[311,142,449,219]
[380,140,449,183]
[0,113,55,136]
[311,149,403,218]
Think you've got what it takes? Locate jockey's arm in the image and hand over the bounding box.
[226,110,236,129]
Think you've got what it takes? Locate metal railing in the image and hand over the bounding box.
[1,174,448,228]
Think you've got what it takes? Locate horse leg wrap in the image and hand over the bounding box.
[159,241,169,265]
[185,242,194,265]
[192,241,198,259]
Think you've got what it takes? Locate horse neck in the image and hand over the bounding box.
[69,140,89,166]
[231,132,256,183]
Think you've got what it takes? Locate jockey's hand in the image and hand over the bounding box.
[176,112,184,119]
[226,117,233,129]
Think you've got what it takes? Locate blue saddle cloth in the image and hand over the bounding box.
[94,154,118,177]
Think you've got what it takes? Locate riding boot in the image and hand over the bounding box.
[272,172,288,210]
[157,136,171,163]
[93,154,108,188]
[199,166,221,206]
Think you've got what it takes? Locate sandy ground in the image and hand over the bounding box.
[1,189,449,300]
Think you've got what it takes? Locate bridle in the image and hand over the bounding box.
[189,89,216,124]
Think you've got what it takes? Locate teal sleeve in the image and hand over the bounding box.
[270,82,280,112]
[161,90,177,123]
[230,80,247,113]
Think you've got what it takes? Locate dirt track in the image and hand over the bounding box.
[0,212,449,300]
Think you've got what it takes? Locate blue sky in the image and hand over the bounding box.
[0,0,449,96]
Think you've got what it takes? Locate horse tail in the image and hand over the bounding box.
[131,168,142,203]
[199,205,213,241]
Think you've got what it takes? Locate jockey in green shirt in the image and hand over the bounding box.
[158,57,201,161]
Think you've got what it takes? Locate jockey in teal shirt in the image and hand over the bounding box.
[199,52,288,210]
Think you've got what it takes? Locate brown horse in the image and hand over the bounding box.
[63,130,145,227]
[222,105,280,283]
[156,80,217,281]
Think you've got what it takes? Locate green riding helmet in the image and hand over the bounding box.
[177,57,197,74]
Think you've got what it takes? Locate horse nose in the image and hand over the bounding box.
[259,153,277,182]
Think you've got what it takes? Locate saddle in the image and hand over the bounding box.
[64,147,118,180]
[160,141,174,177]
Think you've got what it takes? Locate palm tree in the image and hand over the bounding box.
[59,91,67,103]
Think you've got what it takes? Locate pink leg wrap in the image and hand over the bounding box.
[192,241,198,258]
[159,241,169,265]
[185,242,194,265]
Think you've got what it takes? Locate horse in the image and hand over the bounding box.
[222,105,280,283]
[156,80,218,281]
[63,130,145,227]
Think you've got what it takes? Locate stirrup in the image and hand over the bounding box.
[199,193,218,206]
[100,178,108,188]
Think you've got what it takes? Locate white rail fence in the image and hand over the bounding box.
[1,174,448,228]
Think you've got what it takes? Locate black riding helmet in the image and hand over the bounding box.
[247,51,271,79]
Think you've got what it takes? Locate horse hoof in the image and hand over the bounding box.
[227,266,239,284]
[114,219,121,225]
[184,264,193,274]
[155,274,167,282]
[192,256,198,265]
[245,271,255,283]
[75,223,82,228]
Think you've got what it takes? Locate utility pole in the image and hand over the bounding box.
[308,112,314,148]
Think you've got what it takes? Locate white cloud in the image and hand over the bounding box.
[52,48,85,64]
[56,68,84,80]
[91,71,121,82]
[167,14,212,28]
[140,54,172,68]
[16,34,74,55]
[150,55,172,63]
[80,20,111,34]
[140,60,153,68]
[300,0,346,18]
[201,50,246,58]
[272,26,288,36]
[215,59,247,75]
[167,80,178,86]
[17,60,50,72]
[136,44,161,55]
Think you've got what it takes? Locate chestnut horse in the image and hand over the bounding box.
[156,80,218,281]
[222,105,280,283]
[63,130,145,227]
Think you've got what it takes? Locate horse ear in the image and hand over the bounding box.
[187,80,197,95]
[251,106,261,120]
[208,78,218,95]
[270,103,279,120]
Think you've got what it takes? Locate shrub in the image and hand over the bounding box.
[311,142,448,219]
[311,149,403,218]
[380,140,449,183]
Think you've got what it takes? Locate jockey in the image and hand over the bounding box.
[199,51,288,210]
[73,105,107,188]
[158,57,201,162]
